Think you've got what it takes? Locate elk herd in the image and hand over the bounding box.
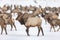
[0,5,60,36]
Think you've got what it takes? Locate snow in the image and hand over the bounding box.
[0,0,60,40]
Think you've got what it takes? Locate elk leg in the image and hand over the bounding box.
[37,26,40,36]
[4,26,7,35]
[45,20,47,24]
[1,27,3,35]
[13,23,17,31]
[52,26,56,32]
[26,27,30,36]
[11,24,13,31]
[40,27,44,36]
[57,26,60,32]
[50,26,53,32]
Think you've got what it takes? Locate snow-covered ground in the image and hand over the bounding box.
[0,0,60,40]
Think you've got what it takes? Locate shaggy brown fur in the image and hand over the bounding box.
[16,12,44,36]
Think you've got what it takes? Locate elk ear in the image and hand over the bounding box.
[20,5,22,8]
[14,5,15,7]
[14,5,16,8]
[56,13,59,16]
[11,5,12,8]
[39,5,41,8]
[41,13,45,17]
[10,5,12,10]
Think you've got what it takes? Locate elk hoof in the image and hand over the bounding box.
[42,34,44,36]
[37,35,39,36]
[15,29,17,31]
[54,31,56,32]
[27,34,30,36]
[1,33,2,35]
[6,33,8,35]
[57,30,59,32]
[10,29,12,31]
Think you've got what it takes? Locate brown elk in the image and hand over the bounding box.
[2,13,17,31]
[0,16,7,35]
[16,12,44,36]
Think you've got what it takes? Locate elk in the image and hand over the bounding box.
[16,12,44,36]
[0,16,7,35]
